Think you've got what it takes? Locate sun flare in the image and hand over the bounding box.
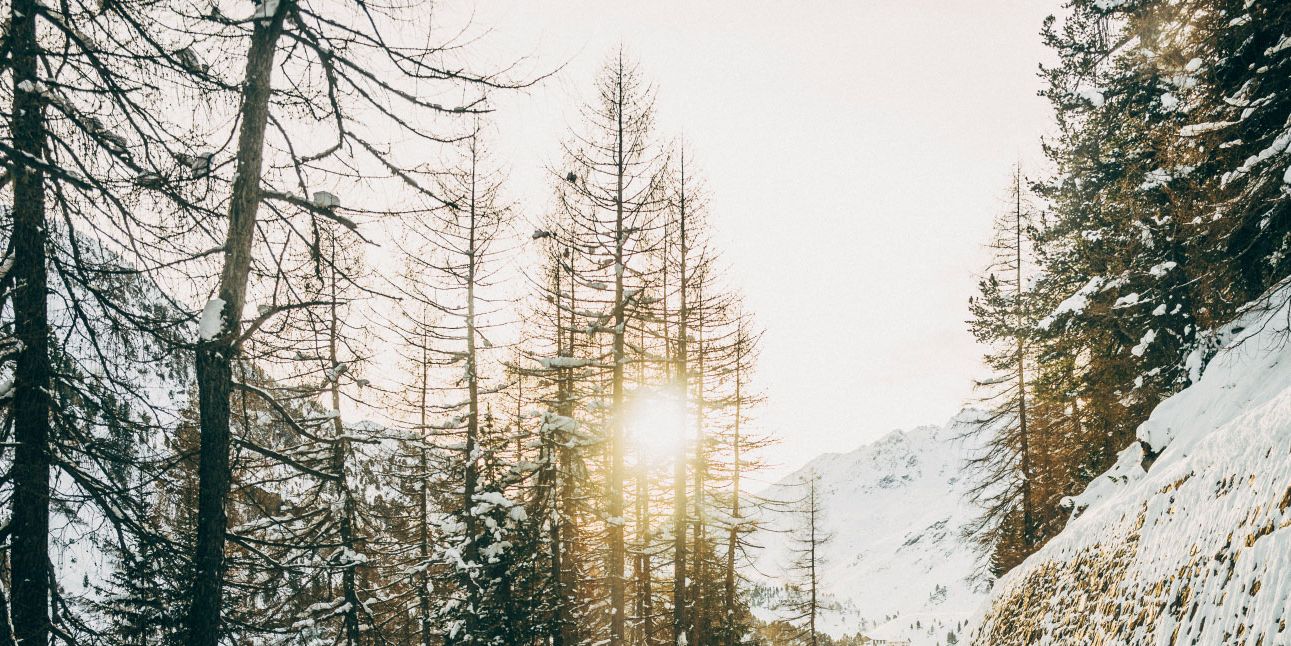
[624,388,688,465]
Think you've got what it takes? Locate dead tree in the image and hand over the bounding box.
[181,4,529,642]
[556,51,668,645]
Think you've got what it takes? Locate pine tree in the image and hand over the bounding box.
[715,314,769,646]
[972,0,1291,576]
[179,4,521,641]
[9,2,54,641]
[388,125,528,644]
[784,474,829,646]
[186,7,293,641]
[523,204,601,646]
[1,2,775,642]
[556,50,669,645]
[965,166,1044,573]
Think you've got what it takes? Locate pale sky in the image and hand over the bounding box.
[444,0,1063,480]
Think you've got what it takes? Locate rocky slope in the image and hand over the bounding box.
[972,292,1291,645]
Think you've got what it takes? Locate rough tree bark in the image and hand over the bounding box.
[185,5,289,644]
[10,0,52,642]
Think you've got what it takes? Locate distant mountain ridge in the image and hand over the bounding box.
[749,411,989,645]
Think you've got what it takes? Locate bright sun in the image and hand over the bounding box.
[624,388,688,466]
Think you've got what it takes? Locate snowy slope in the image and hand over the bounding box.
[750,412,988,645]
[971,291,1291,645]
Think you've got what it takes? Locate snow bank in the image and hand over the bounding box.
[971,290,1291,645]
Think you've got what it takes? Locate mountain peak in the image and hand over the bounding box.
[750,411,987,644]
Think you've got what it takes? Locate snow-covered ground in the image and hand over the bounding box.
[971,289,1291,644]
[750,412,988,645]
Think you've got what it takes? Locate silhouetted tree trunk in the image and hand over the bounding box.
[186,5,289,643]
[787,475,828,646]
[722,334,743,645]
[9,0,51,642]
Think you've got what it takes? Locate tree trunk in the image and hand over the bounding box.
[327,241,363,645]
[544,246,569,646]
[689,289,707,642]
[10,1,51,642]
[185,7,288,644]
[1013,168,1034,550]
[608,56,628,646]
[418,335,433,646]
[723,342,743,646]
[808,480,818,646]
[556,246,578,646]
[671,155,690,646]
[462,145,483,636]
[546,435,565,646]
[633,326,654,646]
[633,464,651,646]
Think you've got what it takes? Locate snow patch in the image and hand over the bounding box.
[1038,277,1104,329]
[750,411,989,644]
[1129,328,1156,357]
[198,298,226,341]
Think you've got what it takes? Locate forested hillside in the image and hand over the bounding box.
[973,280,1291,645]
[958,0,1291,641]
[4,0,1291,644]
[0,2,773,644]
[964,0,1291,578]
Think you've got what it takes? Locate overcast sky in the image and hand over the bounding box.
[445,0,1064,480]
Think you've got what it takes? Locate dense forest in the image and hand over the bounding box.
[966,0,1290,577]
[0,0,799,644]
[3,0,1290,644]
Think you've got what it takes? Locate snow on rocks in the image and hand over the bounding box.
[1179,120,1237,137]
[1112,292,1140,308]
[971,287,1291,645]
[1227,127,1291,184]
[1148,260,1177,277]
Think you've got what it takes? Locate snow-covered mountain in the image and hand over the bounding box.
[750,411,988,645]
[971,290,1291,644]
